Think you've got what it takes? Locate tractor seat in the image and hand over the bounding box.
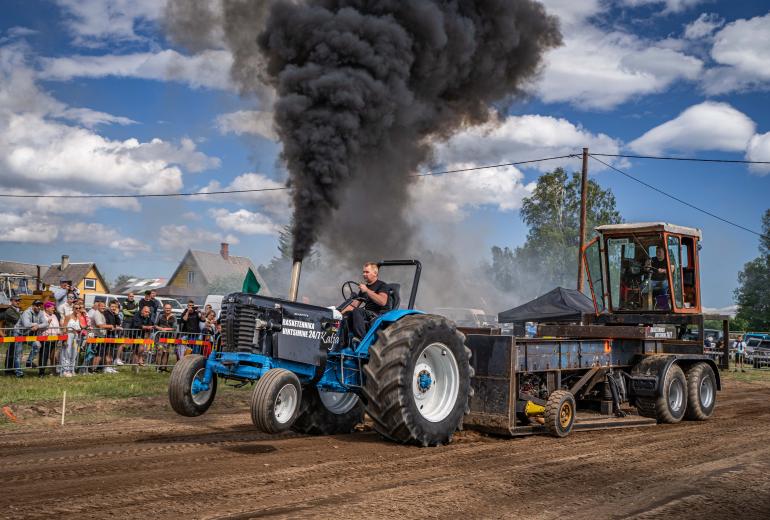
[386,283,401,311]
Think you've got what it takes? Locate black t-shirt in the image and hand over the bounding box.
[181,309,201,333]
[156,313,176,329]
[138,298,158,313]
[104,309,122,337]
[358,280,389,314]
[651,256,667,281]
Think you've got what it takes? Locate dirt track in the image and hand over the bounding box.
[1,378,770,520]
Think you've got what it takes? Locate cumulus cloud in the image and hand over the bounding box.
[684,13,725,40]
[215,110,277,141]
[0,212,59,243]
[703,13,770,95]
[409,165,534,222]
[435,113,621,172]
[55,0,164,46]
[208,208,282,236]
[158,224,239,251]
[39,49,233,91]
[621,0,706,14]
[629,101,756,155]
[746,132,770,176]
[199,172,290,218]
[536,26,702,109]
[0,46,220,202]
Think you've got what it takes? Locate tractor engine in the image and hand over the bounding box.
[219,293,341,367]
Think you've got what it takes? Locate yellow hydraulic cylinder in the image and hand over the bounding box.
[524,401,545,416]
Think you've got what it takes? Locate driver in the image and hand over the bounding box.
[647,246,669,296]
[342,262,389,341]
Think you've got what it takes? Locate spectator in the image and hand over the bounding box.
[13,300,48,378]
[2,295,22,376]
[200,310,217,336]
[104,300,124,367]
[130,305,154,367]
[154,304,176,371]
[39,302,60,377]
[122,292,138,323]
[138,290,159,323]
[181,300,202,355]
[734,335,746,373]
[88,301,116,373]
[60,293,76,319]
[61,302,89,377]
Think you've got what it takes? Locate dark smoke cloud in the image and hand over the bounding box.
[166,0,561,264]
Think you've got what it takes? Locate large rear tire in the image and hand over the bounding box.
[636,364,687,424]
[684,362,716,420]
[168,355,217,417]
[291,386,365,436]
[251,369,302,434]
[362,314,472,446]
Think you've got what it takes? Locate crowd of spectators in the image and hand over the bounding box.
[1,278,220,378]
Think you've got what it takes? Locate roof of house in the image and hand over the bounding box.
[167,249,270,295]
[42,262,109,291]
[112,277,167,295]
[0,261,48,278]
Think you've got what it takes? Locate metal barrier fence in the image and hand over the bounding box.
[1,327,219,377]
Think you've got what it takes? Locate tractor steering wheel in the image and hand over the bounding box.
[341,280,360,301]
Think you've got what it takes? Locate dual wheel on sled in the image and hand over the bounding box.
[169,314,474,446]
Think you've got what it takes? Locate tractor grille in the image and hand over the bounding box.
[220,300,259,353]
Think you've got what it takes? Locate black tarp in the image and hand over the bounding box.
[498,287,595,324]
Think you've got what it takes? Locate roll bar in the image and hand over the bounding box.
[377,260,422,310]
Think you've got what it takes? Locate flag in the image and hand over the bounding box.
[242,269,261,294]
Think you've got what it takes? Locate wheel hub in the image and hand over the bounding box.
[274,383,298,424]
[412,343,460,423]
[190,368,212,406]
[417,370,433,392]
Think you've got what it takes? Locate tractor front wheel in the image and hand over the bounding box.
[291,386,364,436]
[363,314,472,447]
[168,355,217,417]
[251,369,302,434]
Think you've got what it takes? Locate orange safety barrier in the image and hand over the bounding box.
[86,337,154,345]
[1,334,68,343]
[157,337,212,347]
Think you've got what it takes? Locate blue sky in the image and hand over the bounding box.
[0,0,768,311]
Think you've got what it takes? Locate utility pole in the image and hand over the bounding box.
[577,147,589,292]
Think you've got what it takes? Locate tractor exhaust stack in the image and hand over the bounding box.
[288,260,302,302]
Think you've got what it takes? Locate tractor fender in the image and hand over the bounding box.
[354,309,424,356]
[629,354,721,399]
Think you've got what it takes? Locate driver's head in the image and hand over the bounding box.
[362,262,378,284]
[656,247,665,260]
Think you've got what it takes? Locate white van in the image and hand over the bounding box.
[204,295,224,313]
[83,293,124,310]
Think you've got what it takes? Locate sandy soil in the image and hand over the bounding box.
[1,378,769,520]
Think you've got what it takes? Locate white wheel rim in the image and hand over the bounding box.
[700,376,714,408]
[319,390,359,414]
[412,342,460,423]
[668,378,684,412]
[274,383,298,424]
[191,368,212,406]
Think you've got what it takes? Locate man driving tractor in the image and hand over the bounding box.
[342,262,390,340]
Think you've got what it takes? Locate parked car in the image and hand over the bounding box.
[83,293,126,309]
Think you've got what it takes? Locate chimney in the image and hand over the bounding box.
[220,242,229,260]
[61,255,70,271]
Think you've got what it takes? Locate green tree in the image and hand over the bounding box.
[489,168,622,299]
[112,274,135,290]
[734,209,770,330]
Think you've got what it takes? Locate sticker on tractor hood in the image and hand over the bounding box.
[281,318,337,344]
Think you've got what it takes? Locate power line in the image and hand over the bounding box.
[589,154,769,240]
[591,153,770,165]
[0,153,579,199]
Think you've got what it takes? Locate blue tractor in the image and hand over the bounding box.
[168,260,473,446]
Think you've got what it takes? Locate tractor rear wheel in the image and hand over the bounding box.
[362,314,472,446]
[684,362,717,420]
[636,364,687,424]
[251,369,302,434]
[291,386,364,436]
[168,355,217,417]
[544,390,576,437]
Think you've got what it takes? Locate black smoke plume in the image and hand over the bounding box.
[166,0,561,263]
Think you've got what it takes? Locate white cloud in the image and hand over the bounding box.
[55,0,164,46]
[109,237,151,253]
[629,101,756,155]
[537,26,702,109]
[538,0,603,27]
[621,0,706,14]
[209,208,282,235]
[215,110,277,141]
[684,13,725,40]
[199,172,290,218]
[39,49,234,91]
[703,13,770,95]
[158,225,239,251]
[746,132,770,176]
[0,212,58,243]
[409,165,534,222]
[435,113,621,172]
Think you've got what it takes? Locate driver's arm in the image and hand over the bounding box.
[341,300,361,314]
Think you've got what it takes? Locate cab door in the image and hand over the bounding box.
[582,237,606,314]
